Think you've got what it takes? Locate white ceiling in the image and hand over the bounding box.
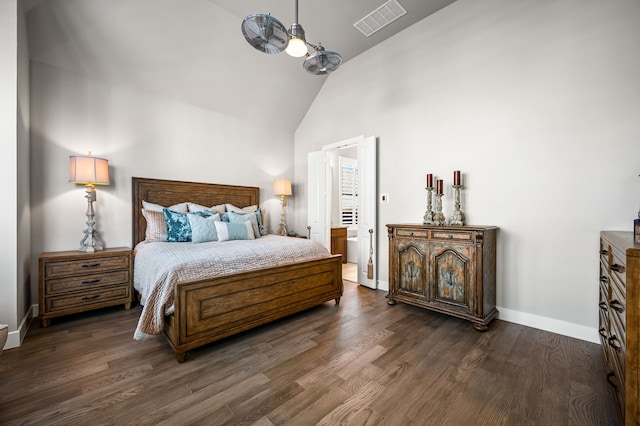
[26,0,456,132]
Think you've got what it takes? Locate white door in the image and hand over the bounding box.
[307,150,329,249]
[357,136,377,289]
[308,136,378,289]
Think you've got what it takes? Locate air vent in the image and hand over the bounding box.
[353,0,408,37]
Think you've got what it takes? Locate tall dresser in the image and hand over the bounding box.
[599,231,639,425]
[387,224,498,331]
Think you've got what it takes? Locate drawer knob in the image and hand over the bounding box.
[81,278,101,285]
[81,294,101,301]
[599,276,608,284]
[600,249,608,255]
[82,263,101,269]
[599,327,608,338]
[607,335,622,352]
[598,301,608,311]
[609,299,624,313]
[611,264,625,273]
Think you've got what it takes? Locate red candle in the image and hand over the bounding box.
[454,170,461,186]
[426,174,433,188]
[436,179,443,195]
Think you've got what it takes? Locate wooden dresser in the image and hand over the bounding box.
[39,247,133,327]
[387,224,498,331]
[331,227,348,264]
[599,231,639,424]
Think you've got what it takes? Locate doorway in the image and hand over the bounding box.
[307,135,377,289]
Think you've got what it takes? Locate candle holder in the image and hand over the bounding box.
[433,193,446,225]
[450,184,465,226]
[423,186,435,225]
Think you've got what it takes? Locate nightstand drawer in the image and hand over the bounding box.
[45,270,130,295]
[45,285,130,312]
[45,255,130,279]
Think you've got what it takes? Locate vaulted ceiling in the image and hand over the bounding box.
[26,0,456,132]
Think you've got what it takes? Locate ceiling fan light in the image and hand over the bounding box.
[286,37,308,57]
[285,23,307,57]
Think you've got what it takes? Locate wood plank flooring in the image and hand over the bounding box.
[0,281,617,425]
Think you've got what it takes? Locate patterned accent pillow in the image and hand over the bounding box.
[214,221,255,241]
[187,213,221,243]
[142,209,167,242]
[188,202,226,215]
[255,208,266,236]
[163,208,193,242]
[227,211,261,238]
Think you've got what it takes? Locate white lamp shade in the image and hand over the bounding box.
[285,37,308,57]
[274,178,292,196]
[69,155,110,185]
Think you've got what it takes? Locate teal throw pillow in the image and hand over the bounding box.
[214,221,255,241]
[227,211,261,238]
[187,212,221,243]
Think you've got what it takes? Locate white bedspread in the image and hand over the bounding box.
[133,235,331,340]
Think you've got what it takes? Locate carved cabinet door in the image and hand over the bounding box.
[392,240,429,302]
[430,242,476,315]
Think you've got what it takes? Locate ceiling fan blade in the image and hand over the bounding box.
[241,14,289,54]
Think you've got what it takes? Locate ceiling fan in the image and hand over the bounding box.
[241,0,342,75]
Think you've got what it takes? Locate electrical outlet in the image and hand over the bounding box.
[381,193,389,203]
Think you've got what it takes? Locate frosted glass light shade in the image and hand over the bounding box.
[69,154,110,185]
[274,178,292,196]
[285,37,307,57]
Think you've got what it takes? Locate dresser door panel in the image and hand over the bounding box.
[431,244,474,313]
[395,241,429,300]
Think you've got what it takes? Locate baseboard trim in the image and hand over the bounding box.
[373,286,598,343]
[4,304,37,350]
[497,306,599,344]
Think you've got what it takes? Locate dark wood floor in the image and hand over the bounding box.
[0,281,617,425]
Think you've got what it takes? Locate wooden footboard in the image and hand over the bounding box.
[164,255,343,363]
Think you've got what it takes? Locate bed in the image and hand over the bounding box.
[132,177,343,363]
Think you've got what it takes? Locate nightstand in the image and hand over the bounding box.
[38,247,133,328]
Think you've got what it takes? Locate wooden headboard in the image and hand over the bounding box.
[132,177,259,247]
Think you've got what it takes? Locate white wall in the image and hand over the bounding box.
[1,0,31,350]
[294,0,640,341]
[29,61,294,302]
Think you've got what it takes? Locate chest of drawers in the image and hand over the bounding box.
[39,247,133,327]
[599,231,640,425]
[387,224,498,331]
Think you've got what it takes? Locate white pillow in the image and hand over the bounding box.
[226,203,258,214]
[214,221,255,241]
[143,200,189,213]
[188,202,226,215]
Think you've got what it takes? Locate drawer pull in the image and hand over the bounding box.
[599,327,607,338]
[607,335,622,352]
[611,264,625,273]
[606,371,620,393]
[599,276,608,284]
[82,263,101,269]
[81,278,101,285]
[81,294,101,301]
[447,235,453,239]
[600,249,608,256]
[599,301,608,311]
[609,299,624,313]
